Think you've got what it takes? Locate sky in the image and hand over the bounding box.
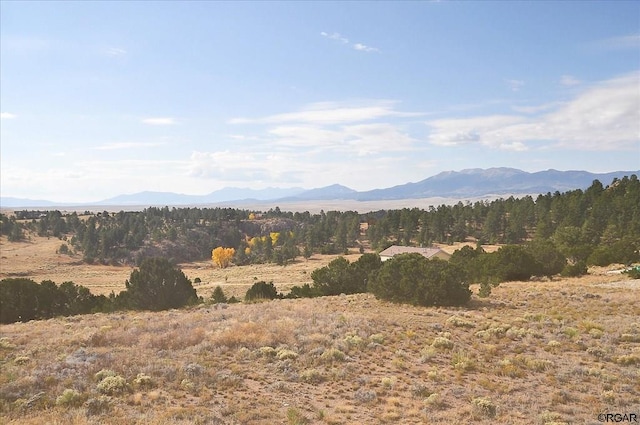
[1,1,639,203]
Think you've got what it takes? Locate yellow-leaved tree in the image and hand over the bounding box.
[212,247,235,268]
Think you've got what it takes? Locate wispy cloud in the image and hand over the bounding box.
[560,75,581,86]
[596,33,640,50]
[511,102,559,114]
[320,32,349,44]
[106,47,127,56]
[230,100,422,125]
[94,142,166,151]
[188,150,300,183]
[321,31,379,53]
[506,79,525,92]
[427,72,640,151]
[198,100,423,188]
[141,117,177,125]
[0,112,17,120]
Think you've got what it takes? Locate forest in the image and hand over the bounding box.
[2,175,638,270]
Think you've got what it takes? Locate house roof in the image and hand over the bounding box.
[378,245,449,259]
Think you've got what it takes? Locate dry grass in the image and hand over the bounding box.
[0,234,362,297]
[1,236,640,424]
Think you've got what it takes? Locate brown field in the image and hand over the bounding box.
[1,236,639,424]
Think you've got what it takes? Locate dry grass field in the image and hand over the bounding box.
[1,236,639,424]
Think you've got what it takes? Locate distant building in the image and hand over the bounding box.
[378,245,451,262]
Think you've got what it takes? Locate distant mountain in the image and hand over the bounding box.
[0,197,59,208]
[2,168,638,208]
[278,184,358,201]
[201,187,305,203]
[355,168,639,200]
[97,187,306,206]
[98,191,197,206]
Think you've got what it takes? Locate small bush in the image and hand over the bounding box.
[276,348,299,360]
[424,392,443,409]
[94,369,117,382]
[320,348,346,363]
[431,336,454,350]
[96,375,128,395]
[55,389,84,407]
[133,373,154,388]
[447,315,476,328]
[561,262,587,277]
[211,286,228,304]
[85,396,112,416]
[245,281,280,302]
[471,397,496,418]
[258,346,277,357]
[623,267,640,279]
[369,333,385,344]
[300,369,324,384]
[286,407,309,425]
[354,388,377,404]
[615,354,640,365]
[14,356,30,365]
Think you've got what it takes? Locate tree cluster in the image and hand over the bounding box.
[366,176,640,264]
[286,253,470,307]
[0,278,109,323]
[0,258,198,323]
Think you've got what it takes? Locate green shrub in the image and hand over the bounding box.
[561,261,587,277]
[245,281,280,301]
[124,257,198,311]
[369,254,470,307]
[55,389,84,407]
[211,286,228,303]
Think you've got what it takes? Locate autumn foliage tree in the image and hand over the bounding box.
[212,246,235,268]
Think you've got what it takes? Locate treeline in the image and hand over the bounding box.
[367,176,640,268]
[2,175,639,269]
[1,207,362,266]
[0,258,199,323]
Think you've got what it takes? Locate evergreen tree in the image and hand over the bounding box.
[124,257,198,311]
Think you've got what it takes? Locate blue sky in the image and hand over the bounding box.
[1,1,639,203]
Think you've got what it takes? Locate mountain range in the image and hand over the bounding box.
[2,168,638,208]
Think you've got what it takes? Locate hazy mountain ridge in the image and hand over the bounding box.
[2,168,638,208]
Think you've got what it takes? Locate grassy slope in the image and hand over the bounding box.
[1,278,639,424]
[1,236,639,424]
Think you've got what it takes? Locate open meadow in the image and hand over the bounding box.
[1,236,639,424]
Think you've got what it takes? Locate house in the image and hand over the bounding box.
[378,245,451,262]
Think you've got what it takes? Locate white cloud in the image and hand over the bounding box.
[560,75,581,86]
[229,101,420,158]
[266,122,415,155]
[320,32,349,44]
[427,72,640,151]
[142,117,177,125]
[353,43,379,53]
[511,102,559,114]
[321,31,379,53]
[506,79,525,92]
[94,142,166,150]
[230,100,422,125]
[1,112,17,120]
[187,150,302,183]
